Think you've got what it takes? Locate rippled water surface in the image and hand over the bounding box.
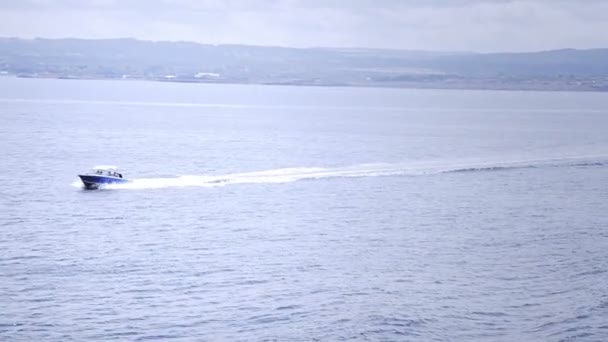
[1,78,608,341]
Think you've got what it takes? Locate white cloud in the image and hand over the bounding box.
[0,0,606,51]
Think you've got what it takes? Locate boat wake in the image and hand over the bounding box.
[71,155,607,191]
[104,164,404,190]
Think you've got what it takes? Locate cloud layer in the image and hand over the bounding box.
[1,0,607,51]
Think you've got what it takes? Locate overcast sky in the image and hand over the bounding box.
[0,0,607,52]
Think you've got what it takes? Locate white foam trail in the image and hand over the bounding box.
[105,164,408,190]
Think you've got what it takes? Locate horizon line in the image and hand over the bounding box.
[2,36,607,55]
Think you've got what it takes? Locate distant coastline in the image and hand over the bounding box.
[2,37,608,92]
[3,73,606,93]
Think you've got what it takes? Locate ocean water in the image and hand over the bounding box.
[1,77,608,341]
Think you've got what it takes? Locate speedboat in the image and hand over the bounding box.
[78,167,129,190]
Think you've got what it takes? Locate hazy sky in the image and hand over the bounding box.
[1,0,607,52]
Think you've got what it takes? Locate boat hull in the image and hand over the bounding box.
[78,175,129,190]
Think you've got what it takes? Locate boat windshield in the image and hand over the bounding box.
[93,169,122,177]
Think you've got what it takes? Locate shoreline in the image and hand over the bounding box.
[3,74,608,93]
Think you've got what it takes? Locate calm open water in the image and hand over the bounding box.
[1,77,608,341]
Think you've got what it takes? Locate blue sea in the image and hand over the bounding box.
[1,77,608,341]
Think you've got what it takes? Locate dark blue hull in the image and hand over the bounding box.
[79,175,129,190]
